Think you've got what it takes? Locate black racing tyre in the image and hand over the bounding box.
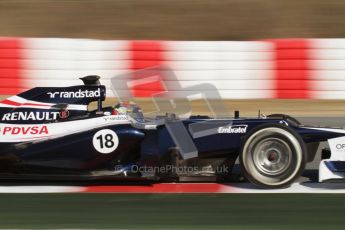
[239,124,306,189]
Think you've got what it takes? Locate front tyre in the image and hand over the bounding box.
[240,125,306,189]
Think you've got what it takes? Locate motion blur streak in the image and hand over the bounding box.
[4,38,345,99]
[1,0,345,40]
[0,193,345,229]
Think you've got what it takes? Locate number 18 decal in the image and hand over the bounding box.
[92,129,119,154]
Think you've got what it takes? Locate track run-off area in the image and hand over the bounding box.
[0,182,344,193]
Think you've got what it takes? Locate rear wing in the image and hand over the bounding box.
[0,76,106,124]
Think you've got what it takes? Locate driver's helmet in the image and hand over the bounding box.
[113,102,130,115]
[112,101,140,116]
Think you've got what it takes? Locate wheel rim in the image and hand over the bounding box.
[253,138,292,176]
[241,127,303,187]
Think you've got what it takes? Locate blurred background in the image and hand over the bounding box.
[1,1,345,229]
[2,0,345,116]
[1,0,345,40]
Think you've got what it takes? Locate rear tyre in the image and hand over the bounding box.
[240,125,306,189]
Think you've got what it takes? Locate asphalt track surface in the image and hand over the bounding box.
[0,193,344,229]
[0,116,345,229]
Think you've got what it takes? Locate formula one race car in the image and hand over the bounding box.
[0,76,344,188]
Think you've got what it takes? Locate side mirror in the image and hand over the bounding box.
[79,75,101,86]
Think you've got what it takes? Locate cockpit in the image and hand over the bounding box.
[112,101,145,122]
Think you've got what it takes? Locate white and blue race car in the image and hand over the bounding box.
[0,76,343,189]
